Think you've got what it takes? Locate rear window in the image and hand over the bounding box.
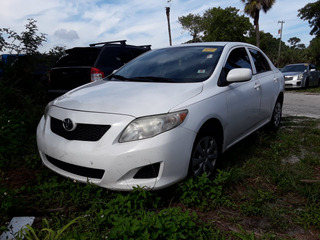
[96,47,130,69]
[55,48,100,67]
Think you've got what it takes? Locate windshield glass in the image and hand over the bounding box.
[281,64,307,73]
[108,46,223,83]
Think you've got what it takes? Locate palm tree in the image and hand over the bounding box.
[241,0,276,47]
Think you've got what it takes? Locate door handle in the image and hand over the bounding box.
[254,83,261,90]
[274,77,278,82]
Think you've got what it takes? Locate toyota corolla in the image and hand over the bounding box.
[37,42,284,190]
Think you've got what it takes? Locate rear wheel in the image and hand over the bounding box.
[269,100,282,130]
[190,130,220,177]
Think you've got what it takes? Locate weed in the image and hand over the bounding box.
[17,217,82,240]
[240,189,275,216]
[296,204,320,230]
[178,170,233,209]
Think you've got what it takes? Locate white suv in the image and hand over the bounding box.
[37,42,284,190]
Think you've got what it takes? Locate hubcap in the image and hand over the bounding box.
[273,102,282,127]
[192,136,218,177]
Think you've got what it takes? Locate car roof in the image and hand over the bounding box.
[159,41,258,50]
[285,63,310,66]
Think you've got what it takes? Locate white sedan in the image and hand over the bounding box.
[37,42,284,190]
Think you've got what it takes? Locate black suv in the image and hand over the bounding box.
[48,40,151,98]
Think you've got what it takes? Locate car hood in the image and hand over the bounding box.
[282,71,303,76]
[52,80,203,117]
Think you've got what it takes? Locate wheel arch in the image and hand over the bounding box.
[277,91,284,105]
[196,118,224,153]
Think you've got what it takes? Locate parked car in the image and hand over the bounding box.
[37,42,285,191]
[282,63,320,89]
[47,40,151,99]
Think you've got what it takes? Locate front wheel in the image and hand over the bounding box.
[305,78,309,88]
[190,131,220,177]
[269,100,282,130]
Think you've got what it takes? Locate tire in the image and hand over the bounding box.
[305,78,309,88]
[189,129,220,177]
[269,100,282,130]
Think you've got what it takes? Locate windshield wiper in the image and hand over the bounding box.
[130,76,174,83]
[110,74,130,81]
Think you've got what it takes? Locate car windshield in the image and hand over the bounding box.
[281,64,307,73]
[108,46,223,83]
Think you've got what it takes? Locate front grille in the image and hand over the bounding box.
[285,76,293,81]
[46,155,105,179]
[50,117,110,141]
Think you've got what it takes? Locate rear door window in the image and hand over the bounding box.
[249,49,271,73]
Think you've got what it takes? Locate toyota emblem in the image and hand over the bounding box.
[62,118,76,131]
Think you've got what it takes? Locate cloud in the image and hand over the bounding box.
[53,29,79,41]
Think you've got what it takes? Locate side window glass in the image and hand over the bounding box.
[97,48,133,68]
[218,47,252,86]
[249,49,271,73]
[224,48,252,73]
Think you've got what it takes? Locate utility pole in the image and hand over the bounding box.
[166,7,172,46]
[277,20,285,66]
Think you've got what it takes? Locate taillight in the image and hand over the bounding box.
[91,67,105,82]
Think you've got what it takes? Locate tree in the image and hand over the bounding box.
[202,7,253,42]
[298,0,320,37]
[0,18,47,54]
[287,37,306,50]
[178,13,203,42]
[307,37,320,66]
[178,7,253,43]
[241,0,276,47]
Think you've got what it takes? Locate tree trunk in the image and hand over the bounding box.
[166,7,172,46]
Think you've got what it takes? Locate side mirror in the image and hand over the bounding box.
[226,68,252,83]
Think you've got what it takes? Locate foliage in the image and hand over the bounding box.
[178,13,203,42]
[0,18,47,55]
[47,46,66,59]
[202,7,253,42]
[178,7,253,43]
[298,0,320,37]
[18,217,82,240]
[178,170,235,209]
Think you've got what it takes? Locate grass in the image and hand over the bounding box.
[0,85,320,239]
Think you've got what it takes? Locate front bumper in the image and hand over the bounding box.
[36,106,196,190]
[284,76,303,89]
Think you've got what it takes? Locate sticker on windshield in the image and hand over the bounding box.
[207,54,213,59]
[202,48,217,52]
[198,69,206,74]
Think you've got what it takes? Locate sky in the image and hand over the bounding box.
[0,0,316,53]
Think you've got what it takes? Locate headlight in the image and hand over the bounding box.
[119,110,188,143]
[298,74,304,80]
